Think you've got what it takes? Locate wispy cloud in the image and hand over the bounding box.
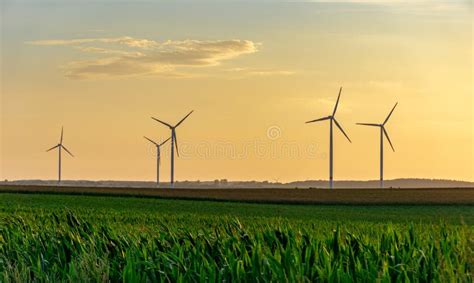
[225,67,295,78]
[27,36,158,48]
[73,46,141,56]
[27,36,260,79]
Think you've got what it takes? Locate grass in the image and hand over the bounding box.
[0,193,473,282]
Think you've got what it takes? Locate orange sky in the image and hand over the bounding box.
[1,1,472,182]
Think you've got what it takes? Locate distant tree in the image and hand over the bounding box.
[220,179,228,185]
[214,179,220,186]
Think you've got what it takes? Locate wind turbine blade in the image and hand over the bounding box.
[60,126,64,144]
[306,116,331,124]
[383,102,398,125]
[46,144,60,152]
[62,145,74,157]
[356,123,380,127]
[159,137,171,146]
[151,117,173,128]
[334,118,352,143]
[144,136,158,146]
[175,110,194,127]
[383,127,395,152]
[332,87,342,116]
[173,130,179,157]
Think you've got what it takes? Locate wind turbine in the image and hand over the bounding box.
[151,110,193,187]
[144,136,170,185]
[357,102,397,188]
[46,127,74,183]
[306,87,351,189]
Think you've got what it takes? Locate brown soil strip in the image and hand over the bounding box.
[1,185,473,205]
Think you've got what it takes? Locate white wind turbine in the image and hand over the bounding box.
[152,110,193,187]
[46,127,74,183]
[144,136,170,185]
[306,87,351,189]
[357,102,398,188]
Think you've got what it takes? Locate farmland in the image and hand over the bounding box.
[1,185,473,204]
[1,192,473,281]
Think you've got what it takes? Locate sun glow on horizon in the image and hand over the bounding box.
[1,0,472,182]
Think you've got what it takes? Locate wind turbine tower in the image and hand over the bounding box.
[46,127,74,183]
[152,110,193,187]
[306,87,351,189]
[144,136,170,185]
[357,103,398,188]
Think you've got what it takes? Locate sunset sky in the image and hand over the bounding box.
[1,0,472,182]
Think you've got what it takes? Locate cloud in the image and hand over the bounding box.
[247,70,295,76]
[73,46,142,56]
[27,36,158,49]
[225,67,295,78]
[27,36,259,79]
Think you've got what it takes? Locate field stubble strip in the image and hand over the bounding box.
[1,185,473,205]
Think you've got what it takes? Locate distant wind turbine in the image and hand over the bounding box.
[357,102,398,188]
[152,110,193,186]
[144,136,170,185]
[46,127,74,183]
[306,87,351,189]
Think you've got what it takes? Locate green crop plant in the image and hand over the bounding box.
[1,193,472,282]
[1,210,471,282]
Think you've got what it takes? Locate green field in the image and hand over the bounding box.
[1,193,473,282]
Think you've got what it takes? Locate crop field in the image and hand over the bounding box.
[1,193,473,282]
[1,185,474,204]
